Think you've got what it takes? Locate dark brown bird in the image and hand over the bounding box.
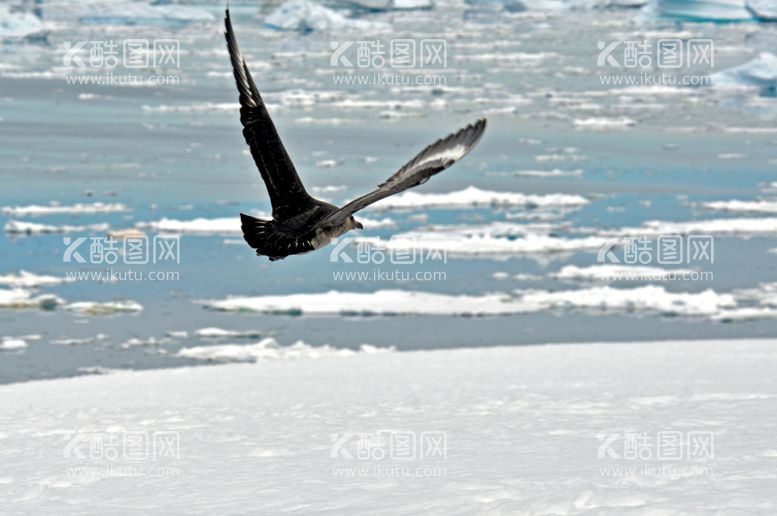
[225,9,487,261]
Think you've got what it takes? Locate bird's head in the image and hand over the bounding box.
[349,216,363,230]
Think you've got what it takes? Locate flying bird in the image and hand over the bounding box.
[225,10,487,261]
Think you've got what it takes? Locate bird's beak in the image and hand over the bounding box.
[356,221,363,230]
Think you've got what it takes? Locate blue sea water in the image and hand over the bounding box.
[1,0,777,383]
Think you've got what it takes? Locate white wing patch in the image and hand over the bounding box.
[415,144,467,170]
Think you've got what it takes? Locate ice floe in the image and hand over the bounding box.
[649,0,754,21]
[614,217,777,236]
[508,169,583,178]
[40,1,214,25]
[0,289,61,310]
[0,6,46,39]
[202,290,519,316]
[358,217,397,229]
[201,285,735,318]
[573,117,636,130]
[358,231,609,256]
[1,202,128,217]
[747,0,777,20]
[51,334,109,346]
[265,0,390,32]
[703,200,777,214]
[178,338,391,363]
[64,301,143,316]
[0,271,72,288]
[712,52,777,91]
[4,220,110,235]
[136,216,263,235]
[194,328,263,339]
[344,0,434,10]
[0,338,27,351]
[371,186,588,210]
[553,264,699,282]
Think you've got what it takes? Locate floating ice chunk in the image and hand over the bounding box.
[0,271,72,288]
[712,52,777,91]
[136,215,265,235]
[371,186,588,210]
[0,6,46,39]
[65,301,143,316]
[4,220,110,235]
[177,338,386,363]
[51,334,109,346]
[0,338,26,351]
[358,231,609,256]
[202,290,520,316]
[508,169,583,178]
[342,0,434,10]
[265,0,390,32]
[1,202,128,217]
[0,289,62,310]
[713,307,777,321]
[615,217,777,236]
[649,0,753,21]
[194,328,263,339]
[121,337,174,348]
[517,285,735,316]
[703,199,777,214]
[574,117,636,130]
[201,286,736,317]
[747,0,777,20]
[40,1,214,25]
[553,264,698,282]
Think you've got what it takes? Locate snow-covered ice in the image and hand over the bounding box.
[371,186,589,209]
[703,199,777,214]
[1,203,128,217]
[712,52,777,91]
[178,338,391,363]
[1,339,776,514]
[202,285,736,318]
[4,220,111,235]
[0,6,46,39]
[0,289,61,311]
[64,301,143,316]
[649,0,754,21]
[0,271,72,288]
[193,327,263,339]
[553,264,698,282]
[264,0,390,32]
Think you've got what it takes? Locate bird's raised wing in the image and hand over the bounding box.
[318,118,487,228]
[225,9,314,221]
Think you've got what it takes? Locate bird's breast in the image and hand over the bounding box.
[311,224,351,250]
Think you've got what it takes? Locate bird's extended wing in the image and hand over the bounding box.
[318,118,487,228]
[225,9,314,221]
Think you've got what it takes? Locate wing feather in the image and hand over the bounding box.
[225,10,313,220]
[319,118,487,227]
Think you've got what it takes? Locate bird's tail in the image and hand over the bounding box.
[239,213,271,250]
